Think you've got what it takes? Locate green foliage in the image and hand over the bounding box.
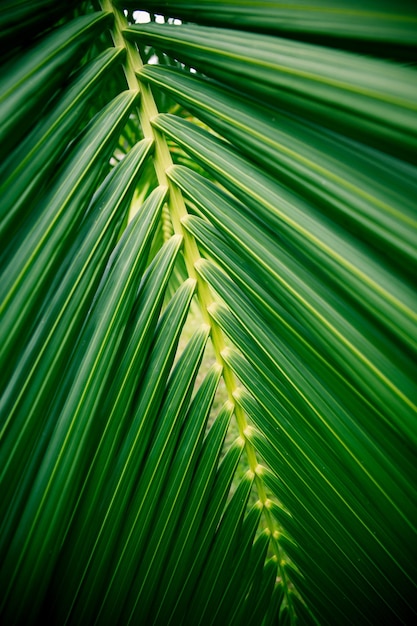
[1,1,416,624]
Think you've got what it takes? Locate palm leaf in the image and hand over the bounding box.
[1,1,416,625]
[123,0,417,47]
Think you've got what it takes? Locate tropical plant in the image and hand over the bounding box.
[1,1,417,624]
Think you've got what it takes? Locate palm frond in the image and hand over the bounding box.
[1,1,416,625]
[122,0,417,47]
